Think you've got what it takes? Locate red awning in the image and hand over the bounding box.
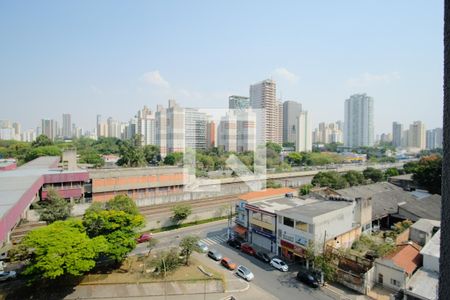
[233,225,247,235]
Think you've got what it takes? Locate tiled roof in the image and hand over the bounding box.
[238,187,296,201]
[385,243,422,275]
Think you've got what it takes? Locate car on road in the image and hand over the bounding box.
[207,249,223,261]
[136,233,152,243]
[197,241,209,253]
[236,265,254,281]
[240,244,256,256]
[221,257,237,270]
[227,238,242,249]
[270,258,288,272]
[296,271,320,288]
[0,271,16,282]
[255,251,270,263]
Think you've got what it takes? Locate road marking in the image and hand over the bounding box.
[201,234,227,246]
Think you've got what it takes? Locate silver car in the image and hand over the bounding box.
[207,249,223,261]
[236,265,254,281]
[0,271,16,282]
[197,241,209,253]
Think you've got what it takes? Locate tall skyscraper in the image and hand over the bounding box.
[295,111,312,152]
[282,101,302,144]
[166,100,185,153]
[62,113,72,138]
[407,121,426,149]
[250,79,279,144]
[392,122,403,148]
[218,112,237,152]
[107,117,121,139]
[155,105,167,157]
[277,101,283,145]
[185,108,208,150]
[136,106,156,145]
[344,94,374,147]
[426,128,443,149]
[229,95,250,110]
[206,120,216,148]
[41,119,58,140]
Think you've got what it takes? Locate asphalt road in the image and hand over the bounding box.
[132,223,333,300]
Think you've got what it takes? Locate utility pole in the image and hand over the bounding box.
[227,201,232,240]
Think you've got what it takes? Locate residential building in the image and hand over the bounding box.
[250,79,279,144]
[218,112,237,152]
[405,230,440,300]
[407,121,426,150]
[426,128,443,149]
[392,122,403,148]
[312,121,344,144]
[96,114,107,138]
[344,94,374,147]
[41,119,58,140]
[155,105,167,157]
[379,133,392,143]
[409,218,440,247]
[166,100,185,153]
[278,101,283,145]
[229,95,250,110]
[136,106,156,146]
[62,113,72,138]
[374,243,422,291]
[206,120,216,148]
[236,110,256,152]
[185,108,207,150]
[282,101,302,144]
[295,111,312,152]
[107,117,121,139]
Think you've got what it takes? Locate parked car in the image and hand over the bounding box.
[136,233,152,243]
[240,244,256,256]
[0,271,16,282]
[227,239,242,249]
[270,258,288,272]
[236,265,254,281]
[207,249,223,261]
[197,241,209,253]
[255,251,270,263]
[221,257,237,270]
[296,271,320,288]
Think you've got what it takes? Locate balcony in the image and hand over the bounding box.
[250,218,275,231]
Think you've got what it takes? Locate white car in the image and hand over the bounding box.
[0,271,16,282]
[236,265,254,281]
[197,241,209,253]
[270,258,288,272]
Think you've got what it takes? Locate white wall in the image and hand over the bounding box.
[423,253,439,272]
[375,259,407,291]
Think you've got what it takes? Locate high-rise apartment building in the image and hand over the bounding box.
[312,121,343,144]
[344,94,374,147]
[206,120,216,149]
[185,108,208,150]
[156,105,167,157]
[250,79,279,144]
[295,111,312,152]
[282,101,302,144]
[277,101,283,145]
[392,122,403,148]
[426,128,443,149]
[96,115,108,138]
[229,96,250,110]
[166,100,185,153]
[107,117,121,139]
[407,121,426,150]
[62,114,72,138]
[136,106,156,145]
[218,112,237,152]
[41,119,58,140]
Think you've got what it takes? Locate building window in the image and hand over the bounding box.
[283,217,294,228]
[295,220,308,232]
[390,279,400,287]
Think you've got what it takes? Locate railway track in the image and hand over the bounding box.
[138,195,239,216]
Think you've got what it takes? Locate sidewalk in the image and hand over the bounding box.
[322,282,372,300]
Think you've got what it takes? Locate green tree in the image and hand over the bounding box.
[164,152,183,165]
[314,253,337,282]
[32,135,53,147]
[286,152,303,166]
[172,204,192,223]
[35,189,73,224]
[153,249,181,277]
[106,195,139,215]
[25,145,62,162]
[311,171,349,189]
[300,184,313,196]
[403,161,419,174]
[412,155,442,194]
[21,220,108,280]
[267,180,282,188]
[117,137,147,167]
[342,170,365,186]
[384,167,400,178]
[179,235,200,265]
[79,148,104,167]
[266,142,282,154]
[143,145,161,165]
[363,167,385,183]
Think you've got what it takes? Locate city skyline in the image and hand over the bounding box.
[0,1,443,134]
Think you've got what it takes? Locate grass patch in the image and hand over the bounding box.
[148,215,232,234]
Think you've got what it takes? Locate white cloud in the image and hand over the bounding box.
[141,70,170,88]
[272,67,299,83]
[346,72,400,88]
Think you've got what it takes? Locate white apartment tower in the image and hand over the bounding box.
[155,105,167,157]
[295,111,312,152]
[344,94,374,147]
[250,79,279,145]
[282,101,302,144]
[136,106,156,146]
[392,122,403,148]
[407,121,426,150]
[62,113,72,138]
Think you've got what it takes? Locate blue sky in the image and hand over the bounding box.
[0,1,444,134]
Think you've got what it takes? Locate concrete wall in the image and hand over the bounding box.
[313,205,355,245]
[423,253,439,273]
[375,259,407,291]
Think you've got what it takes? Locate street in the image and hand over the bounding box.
[132,222,334,300]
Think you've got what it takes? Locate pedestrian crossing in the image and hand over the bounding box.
[200,234,228,246]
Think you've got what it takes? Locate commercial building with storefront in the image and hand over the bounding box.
[277,196,371,262]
